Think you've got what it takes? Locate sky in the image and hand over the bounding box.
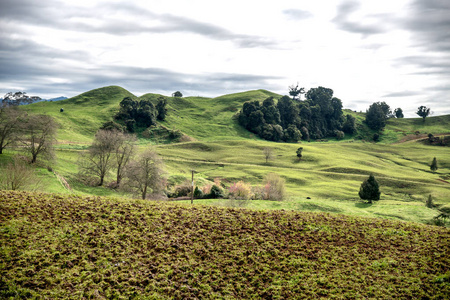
[0,0,449,117]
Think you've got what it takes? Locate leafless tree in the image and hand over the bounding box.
[114,132,136,187]
[79,130,119,186]
[123,148,165,199]
[0,156,41,190]
[20,114,57,163]
[263,147,274,164]
[0,106,24,154]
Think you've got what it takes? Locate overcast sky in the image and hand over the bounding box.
[1,0,449,117]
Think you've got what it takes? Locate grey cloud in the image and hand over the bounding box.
[383,91,421,98]
[283,9,313,21]
[405,0,450,53]
[0,0,275,48]
[395,55,450,76]
[332,1,388,36]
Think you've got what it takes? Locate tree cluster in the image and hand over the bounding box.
[113,97,168,133]
[238,86,352,142]
[78,129,164,199]
[0,105,56,163]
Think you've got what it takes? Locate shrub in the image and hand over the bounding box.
[194,186,203,198]
[263,173,286,201]
[174,182,192,198]
[228,181,253,200]
[208,185,224,199]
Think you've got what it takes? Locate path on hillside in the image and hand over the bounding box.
[394,133,450,144]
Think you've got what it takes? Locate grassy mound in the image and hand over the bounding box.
[1,190,449,298]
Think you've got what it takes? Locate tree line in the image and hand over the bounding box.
[237,86,355,142]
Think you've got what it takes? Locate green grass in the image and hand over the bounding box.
[6,85,448,225]
[1,190,449,298]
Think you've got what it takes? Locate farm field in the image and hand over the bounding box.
[3,86,448,226]
[1,190,449,298]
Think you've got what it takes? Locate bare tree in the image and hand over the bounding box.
[21,114,57,163]
[114,132,136,187]
[0,107,24,154]
[79,130,119,186]
[123,148,165,199]
[263,147,274,163]
[0,156,41,190]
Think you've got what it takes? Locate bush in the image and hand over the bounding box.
[228,181,253,200]
[174,182,192,198]
[208,185,224,199]
[193,186,203,198]
[263,173,286,201]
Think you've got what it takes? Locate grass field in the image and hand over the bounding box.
[3,86,448,226]
[1,190,449,298]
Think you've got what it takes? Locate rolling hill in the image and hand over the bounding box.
[8,85,450,224]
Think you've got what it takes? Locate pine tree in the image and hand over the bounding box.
[359,174,380,203]
[430,157,438,173]
[426,195,434,208]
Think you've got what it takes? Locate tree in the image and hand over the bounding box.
[0,106,24,154]
[342,115,356,134]
[21,114,57,164]
[263,173,286,201]
[296,147,303,160]
[172,91,183,98]
[288,83,305,101]
[156,98,168,121]
[0,156,41,190]
[263,147,274,163]
[123,148,165,199]
[426,195,434,208]
[394,108,404,118]
[79,130,120,186]
[430,157,438,173]
[359,174,380,203]
[114,132,136,187]
[365,102,387,131]
[417,106,430,122]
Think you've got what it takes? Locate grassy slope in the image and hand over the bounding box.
[11,86,450,224]
[1,190,449,299]
[22,86,135,143]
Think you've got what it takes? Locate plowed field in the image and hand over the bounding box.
[1,190,449,299]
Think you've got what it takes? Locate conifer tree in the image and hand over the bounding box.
[359,174,380,203]
[430,157,438,173]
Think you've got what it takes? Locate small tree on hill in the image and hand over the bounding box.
[172,91,183,98]
[430,157,438,173]
[394,108,404,118]
[263,147,274,163]
[426,194,434,208]
[359,174,380,203]
[296,147,303,160]
[416,106,430,122]
[288,83,305,101]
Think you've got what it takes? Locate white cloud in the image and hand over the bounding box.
[0,0,449,117]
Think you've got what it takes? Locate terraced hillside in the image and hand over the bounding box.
[1,190,449,299]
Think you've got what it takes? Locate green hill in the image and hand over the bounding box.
[7,86,449,224]
[1,190,449,298]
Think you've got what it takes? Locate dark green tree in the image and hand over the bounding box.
[288,83,305,101]
[365,102,387,131]
[296,147,303,160]
[283,124,302,142]
[430,157,438,173]
[342,114,356,134]
[172,91,183,98]
[277,96,300,129]
[394,108,404,118]
[359,174,380,203]
[417,106,430,122]
[156,98,168,121]
[426,194,434,208]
